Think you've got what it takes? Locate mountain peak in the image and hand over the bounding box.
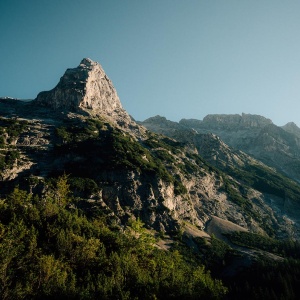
[282,121,300,138]
[283,121,299,129]
[79,57,97,67]
[35,58,127,121]
[143,115,168,123]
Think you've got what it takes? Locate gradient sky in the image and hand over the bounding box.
[1,0,300,126]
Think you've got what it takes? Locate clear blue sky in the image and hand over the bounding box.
[1,0,300,126]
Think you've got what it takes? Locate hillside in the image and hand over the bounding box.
[140,115,300,238]
[1,58,300,299]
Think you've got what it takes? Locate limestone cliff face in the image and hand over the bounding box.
[201,113,273,129]
[179,114,300,182]
[35,58,131,124]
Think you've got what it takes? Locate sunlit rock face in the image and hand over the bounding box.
[35,58,128,119]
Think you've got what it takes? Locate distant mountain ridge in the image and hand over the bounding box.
[177,114,300,182]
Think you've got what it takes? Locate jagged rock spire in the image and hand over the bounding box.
[35,58,127,120]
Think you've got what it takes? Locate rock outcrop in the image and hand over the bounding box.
[35,58,132,125]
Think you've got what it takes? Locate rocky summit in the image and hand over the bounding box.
[35,58,121,112]
[34,58,132,125]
